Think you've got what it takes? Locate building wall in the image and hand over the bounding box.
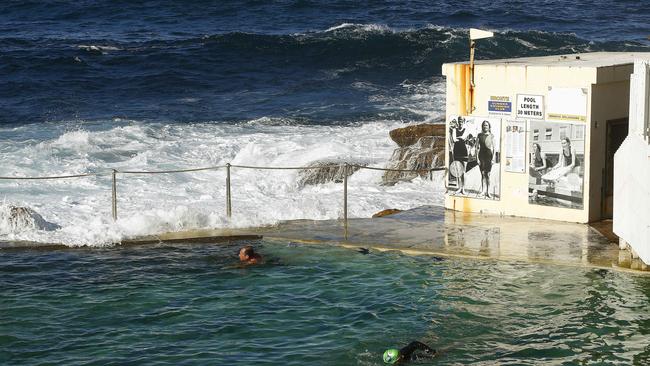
[589,80,631,222]
[614,59,650,264]
[443,63,599,223]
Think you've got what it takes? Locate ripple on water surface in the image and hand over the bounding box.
[1,240,650,365]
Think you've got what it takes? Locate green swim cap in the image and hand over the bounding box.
[383,348,400,364]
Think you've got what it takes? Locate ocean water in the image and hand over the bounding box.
[1,1,649,245]
[2,241,650,365]
[2,4,650,364]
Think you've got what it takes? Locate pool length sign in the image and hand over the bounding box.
[516,94,544,119]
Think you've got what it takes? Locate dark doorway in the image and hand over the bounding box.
[602,118,628,218]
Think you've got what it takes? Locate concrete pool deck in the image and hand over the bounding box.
[131,205,647,273]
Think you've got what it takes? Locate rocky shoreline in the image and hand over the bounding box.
[298,122,446,188]
[382,123,446,186]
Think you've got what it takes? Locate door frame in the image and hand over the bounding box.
[602,118,629,219]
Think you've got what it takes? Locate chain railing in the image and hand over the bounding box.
[1,163,446,227]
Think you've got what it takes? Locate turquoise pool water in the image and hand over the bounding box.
[2,240,650,365]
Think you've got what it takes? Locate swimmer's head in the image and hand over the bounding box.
[383,348,400,364]
[239,245,255,261]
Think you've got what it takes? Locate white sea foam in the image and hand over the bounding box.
[244,116,298,126]
[0,117,446,246]
[324,23,357,32]
[324,23,393,34]
[77,45,122,54]
[513,38,537,49]
[368,79,446,122]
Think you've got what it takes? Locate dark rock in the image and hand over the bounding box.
[297,160,367,187]
[372,209,402,218]
[2,205,61,232]
[382,135,446,185]
[389,123,445,147]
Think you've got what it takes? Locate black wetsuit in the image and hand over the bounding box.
[400,341,436,362]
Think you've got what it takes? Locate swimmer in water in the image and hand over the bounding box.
[238,245,263,265]
[383,341,436,364]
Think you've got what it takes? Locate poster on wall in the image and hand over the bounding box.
[504,120,526,173]
[447,115,501,200]
[528,120,585,209]
[547,87,588,122]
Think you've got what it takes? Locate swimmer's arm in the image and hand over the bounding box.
[400,341,436,358]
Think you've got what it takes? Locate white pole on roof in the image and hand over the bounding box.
[468,28,494,114]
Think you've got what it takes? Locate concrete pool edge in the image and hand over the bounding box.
[134,205,649,275]
[260,236,650,276]
[3,205,648,275]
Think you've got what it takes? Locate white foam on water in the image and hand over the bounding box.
[513,37,538,49]
[399,79,446,122]
[323,23,393,34]
[324,23,357,32]
[78,45,122,51]
[0,116,446,246]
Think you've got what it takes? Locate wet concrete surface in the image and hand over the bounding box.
[5,205,646,273]
[147,205,647,273]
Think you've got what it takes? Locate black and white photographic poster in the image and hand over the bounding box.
[528,120,585,209]
[447,115,501,200]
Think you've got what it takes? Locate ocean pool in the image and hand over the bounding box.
[2,240,650,365]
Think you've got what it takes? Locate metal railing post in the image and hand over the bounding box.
[111,169,117,221]
[226,163,232,218]
[343,163,348,231]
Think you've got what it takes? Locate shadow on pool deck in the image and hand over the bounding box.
[136,205,647,273]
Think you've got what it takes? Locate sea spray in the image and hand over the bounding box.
[0,120,446,246]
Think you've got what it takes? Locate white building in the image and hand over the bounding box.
[441,52,650,263]
[613,58,650,265]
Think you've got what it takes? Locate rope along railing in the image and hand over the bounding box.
[0,173,102,180]
[1,163,446,226]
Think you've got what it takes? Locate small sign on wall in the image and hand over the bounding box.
[488,95,512,116]
[547,87,587,122]
[516,94,544,119]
